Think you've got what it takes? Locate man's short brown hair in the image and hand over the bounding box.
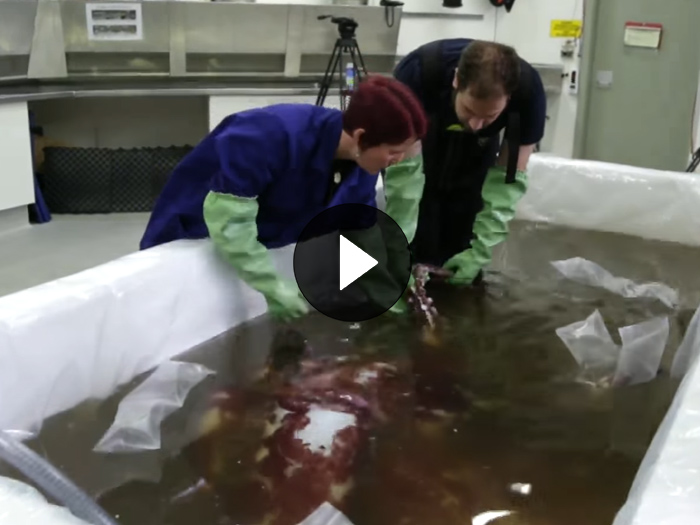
[455,40,521,99]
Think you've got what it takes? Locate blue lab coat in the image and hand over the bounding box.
[140,104,378,251]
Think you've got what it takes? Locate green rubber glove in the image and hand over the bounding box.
[383,154,425,244]
[382,154,424,316]
[203,191,308,322]
[444,166,529,285]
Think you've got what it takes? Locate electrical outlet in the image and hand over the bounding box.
[568,68,578,94]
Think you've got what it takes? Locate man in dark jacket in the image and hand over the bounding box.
[383,38,547,285]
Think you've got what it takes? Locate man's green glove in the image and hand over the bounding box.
[203,191,308,322]
[444,166,529,285]
[383,154,425,244]
[382,154,424,316]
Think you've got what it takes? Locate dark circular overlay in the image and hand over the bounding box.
[293,203,412,323]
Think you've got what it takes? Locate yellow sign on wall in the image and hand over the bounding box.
[550,19,582,38]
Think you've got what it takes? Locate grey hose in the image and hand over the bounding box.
[0,431,118,525]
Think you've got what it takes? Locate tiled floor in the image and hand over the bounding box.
[0,213,150,298]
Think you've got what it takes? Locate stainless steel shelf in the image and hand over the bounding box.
[0,80,340,103]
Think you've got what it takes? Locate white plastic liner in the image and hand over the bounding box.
[0,154,700,524]
[516,154,700,247]
[0,240,295,434]
[0,476,91,525]
[613,316,700,525]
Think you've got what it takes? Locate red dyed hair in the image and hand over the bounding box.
[343,75,428,149]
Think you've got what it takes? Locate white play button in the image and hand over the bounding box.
[339,235,378,291]
[293,203,412,322]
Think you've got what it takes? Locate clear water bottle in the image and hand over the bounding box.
[345,62,355,91]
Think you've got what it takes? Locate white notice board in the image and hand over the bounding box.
[86,3,143,41]
[623,22,663,49]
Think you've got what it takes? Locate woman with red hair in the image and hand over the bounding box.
[140,76,427,321]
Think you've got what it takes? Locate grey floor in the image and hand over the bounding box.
[0,213,150,298]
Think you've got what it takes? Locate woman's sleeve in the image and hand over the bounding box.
[202,112,306,320]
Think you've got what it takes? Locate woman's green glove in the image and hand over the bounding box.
[444,166,529,285]
[203,191,308,322]
[383,154,425,244]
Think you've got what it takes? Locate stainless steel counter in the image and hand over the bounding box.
[0,80,341,103]
[0,67,564,104]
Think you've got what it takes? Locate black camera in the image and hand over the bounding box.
[317,15,358,39]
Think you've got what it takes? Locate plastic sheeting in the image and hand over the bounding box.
[615,317,669,387]
[0,476,90,525]
[516,155,700,247]
[551,257,679,309]
[670,303,700,380]
[0,240,295,434]
[613,314,700,525]
[297,503,354,525]
[556,309,620,378]
[555,310,669,388]
[93,360,214,454]
[1,154,700,524]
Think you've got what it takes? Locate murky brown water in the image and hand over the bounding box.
[9,222,700,525]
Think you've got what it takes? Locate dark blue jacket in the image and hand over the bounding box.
[140,104,378,250]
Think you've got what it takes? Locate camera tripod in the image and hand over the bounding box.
[315,15,368,110]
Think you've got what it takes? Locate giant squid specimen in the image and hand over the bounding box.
[188,346,414,525]
[185,267,473,525]
[408,264,452,346]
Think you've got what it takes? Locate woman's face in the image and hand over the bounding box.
[356,137,418,174]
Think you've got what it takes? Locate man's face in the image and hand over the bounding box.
[452,72,508,133]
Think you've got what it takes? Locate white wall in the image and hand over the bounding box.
[390,0,496,55]
[209,94,318,131]
[255,0,334,3]
[0,101,35,232]
[495,0,583,157]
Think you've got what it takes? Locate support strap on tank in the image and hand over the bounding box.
[504,111,520,184]
[503,62,535,184]
[418,41,445,115]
